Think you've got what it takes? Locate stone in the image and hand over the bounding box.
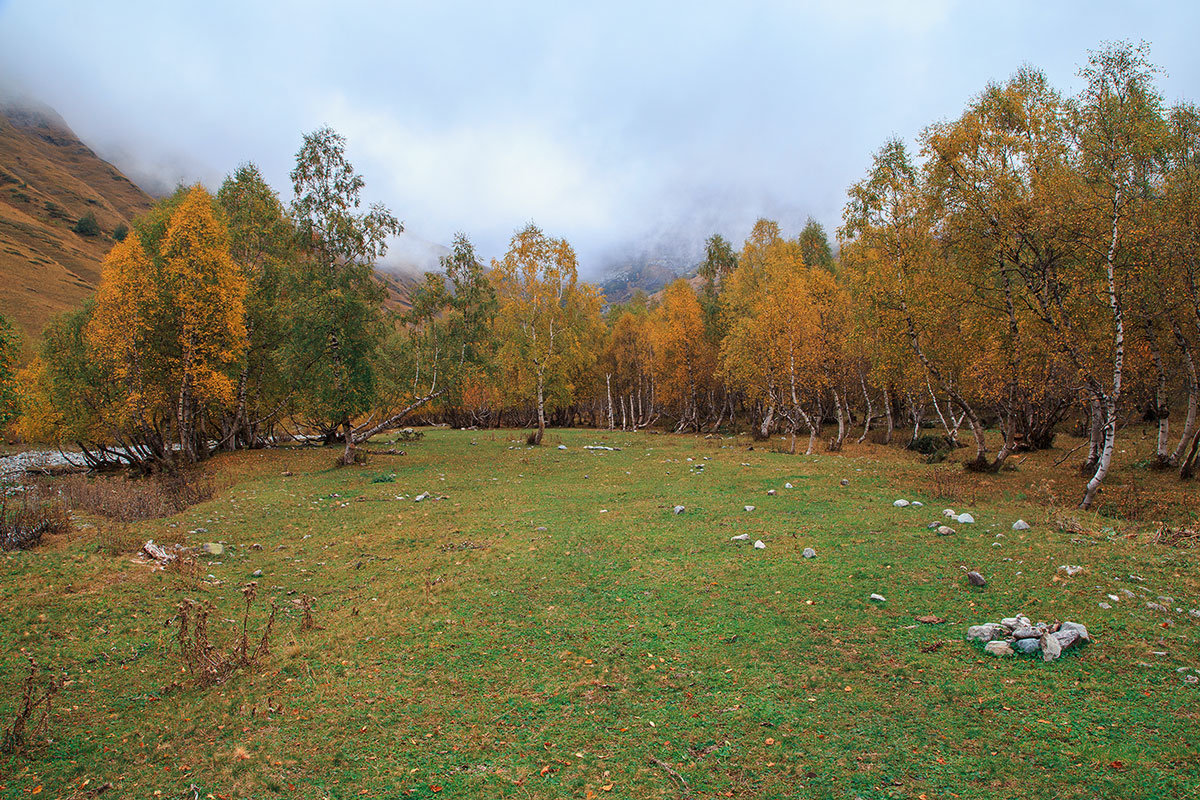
[1012,626,1040,639]
[1012,519,1031,531]
[1186,675,1199,684]
[1099,602,1112,609]
[942,508,957,518]
[1059,621,1090,641]
[784,482,794,489]
[869,593,887,602]
[1013,637,1041,654]
[840,479,849,486]
[1000,617,1021,628]
[1057,565,1083,577]
[201,543,224,556]
[1040,632,1062,662]
[1146,602,1168,612]
[1052,629,1080,649]
[937,525,955,536]
[912,501,924,508]
[957,513,976,524]
[673,505,685,515]
[966,571,986,587]
[767,489,777,496]
[252,569,263,578]
[802,547,817,559]
[744,505,756,512]
[753,540,766,549]
[557,444,567,450]
[985,641,1014,657]
[893,499,910,507]
[731,533,750,542]
[415,492,430,502]
[967,623,1004,642]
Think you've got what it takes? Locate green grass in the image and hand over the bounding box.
[1,429,1198,799]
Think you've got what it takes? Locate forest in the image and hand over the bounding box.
[3,42,1198,511]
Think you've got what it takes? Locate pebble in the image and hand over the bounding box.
[1012,519,1031,531]
[252,569,263,578]
[942,508,957,518]
[840,479,849,486]
[673,505,685,515]
[753,540,766,549]
[731,533,750,542]
[744,505,756,512]
[912,501,924,508]
[557,444,567,450]
[937,525,955,536]
[767,489,776,496]
[784,482,794,489]
[957,513,975,524]
[966,571,986,587]
[1099,602,1111,609]
[893,499,910,508]
[802,547,817,559]
[869,593,887,602]
[1057,565,1083,576]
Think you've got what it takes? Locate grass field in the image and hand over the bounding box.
[2,428,1198,799]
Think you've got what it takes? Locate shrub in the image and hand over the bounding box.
[56,469,215,523]
[175,582,277,688]
[72,212,101,237]
[112,223,129,242]
[0,484,72,550]
[2,655,62,755]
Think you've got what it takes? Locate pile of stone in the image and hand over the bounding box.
[967,615,1090,661]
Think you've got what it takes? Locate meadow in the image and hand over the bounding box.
[1,428,1198,799]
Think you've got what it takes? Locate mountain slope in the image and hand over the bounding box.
[0,102,152,344]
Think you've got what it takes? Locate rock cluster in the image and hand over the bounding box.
[967,615,1090,661]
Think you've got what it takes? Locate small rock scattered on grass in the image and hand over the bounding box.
[802,547,816,558]
[1012,519,1031,530]
[673,505,685,515]
[753,540,766,549]
[869,593,887,602]
[893,499,910,508]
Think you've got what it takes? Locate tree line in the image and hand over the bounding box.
[2,42,1197,509]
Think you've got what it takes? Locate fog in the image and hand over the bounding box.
[2,0,1198,277]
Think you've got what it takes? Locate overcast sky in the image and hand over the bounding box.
[2,0,1198,276]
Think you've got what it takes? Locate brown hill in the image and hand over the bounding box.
[0,102,152,345]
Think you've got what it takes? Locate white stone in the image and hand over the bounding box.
[731,533,750,541]
[767,489,776,496]
[1057,565,1083,577]
[784,482,794,489]
[893,499,910,508]
[985,640,1014,657]
[673,505,685,515]
[1012,519,1031,531]
[802,547,817,558]
[753,540,766,549]
[557,444,567,450]
[942,508,957,518]
[744,505,756,512]
[912,501,924,508]
[869,593,887,602]
[957,513,976,524]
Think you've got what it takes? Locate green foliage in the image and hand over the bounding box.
[112,223,129,242]
[0,315,20,428]
[798,217,836,274]
[72,212,101,237]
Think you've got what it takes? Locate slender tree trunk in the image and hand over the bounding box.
[1170,322,1199,466]
[606,373,614,430]
[829,389,846,451]
[883,386,894,445]
[534,370,546,445]
[1147,326,1170,464]
[857,370,873,444]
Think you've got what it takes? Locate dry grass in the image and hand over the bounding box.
[175,582,277,689]
[0,484,72,550]
[55,469,215,523]
[1,655,61,756]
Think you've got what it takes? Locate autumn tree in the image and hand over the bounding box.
[288,127,401,464]
[651,280,713,431]
[492,224,599,444]
[0,315,20,430]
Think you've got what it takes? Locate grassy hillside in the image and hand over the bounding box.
[1,429,1197,798]
[0,103,152,345]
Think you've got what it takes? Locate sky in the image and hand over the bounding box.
[2,0,1199,277]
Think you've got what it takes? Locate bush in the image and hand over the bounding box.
[0,485,72,550]
[72,212,101,237]
[56,469,215,523]
[112,223,129,242]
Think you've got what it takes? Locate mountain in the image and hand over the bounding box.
[0,101,153,344]
[598,251,697,304]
